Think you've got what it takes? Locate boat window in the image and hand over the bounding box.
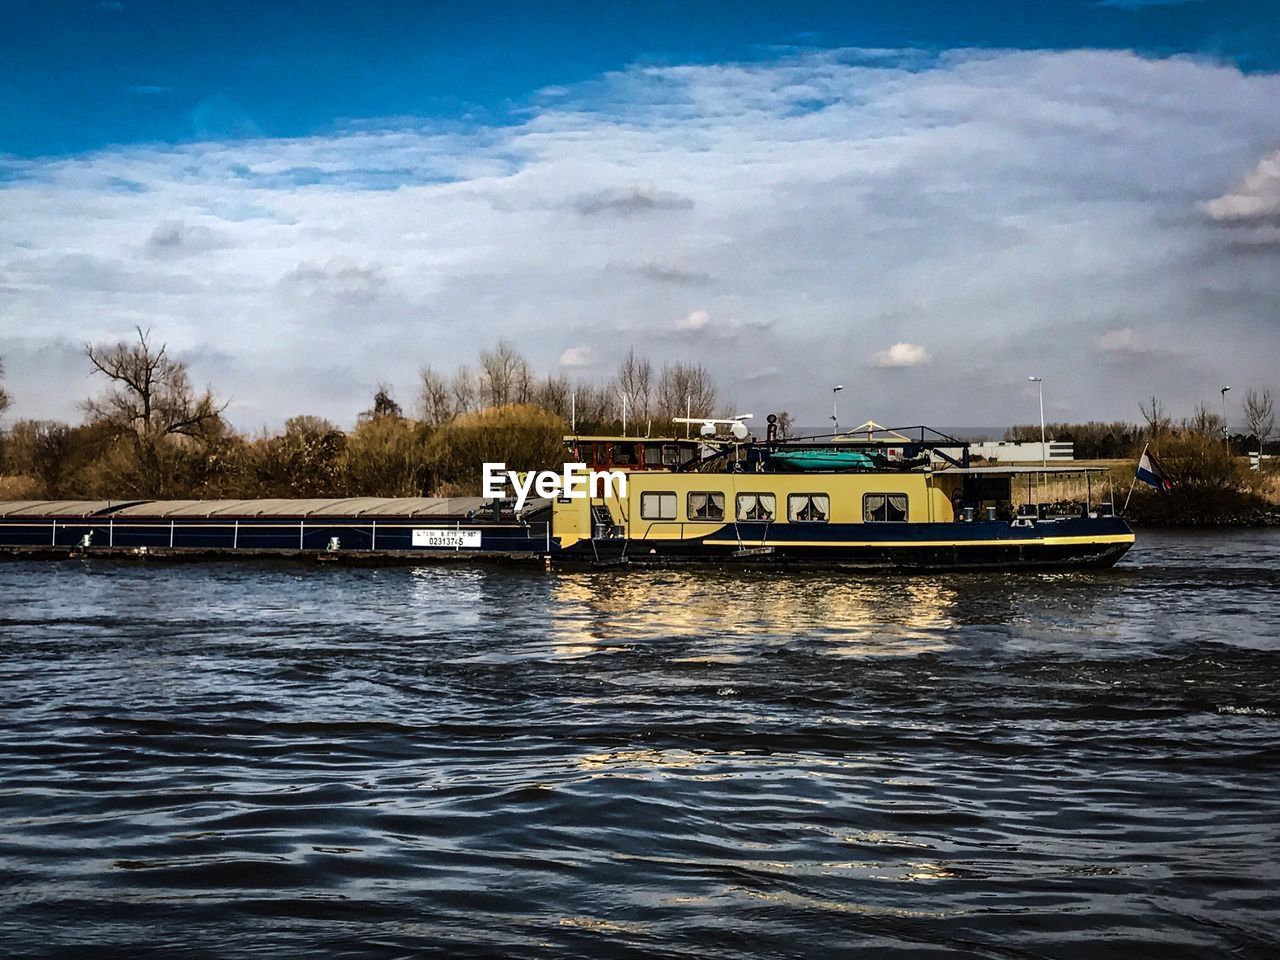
[593,443,608,467]
[679,446,698,464]
[687,492,725,521]
[736,493,776,521]
[788,493,830,523]
[643,445,665,467]
[864,493,908,522]
[639,492,677,520]
[662,444,681,466]
[613,443,636,466]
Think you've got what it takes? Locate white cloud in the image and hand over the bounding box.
[675,309,712,331]
[146,219,231,258]
[1098,327,1146,353]
[574,184,693,217]
[2,48,1279,430]
[1202,149,1280,240]
[559,345,594,367]
[872,343,930,367]
[281,258,386,303]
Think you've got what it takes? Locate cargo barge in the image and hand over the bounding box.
[0,420,1135,570]
[0,497,555,565]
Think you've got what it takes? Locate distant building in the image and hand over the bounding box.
[935,441,1075,464]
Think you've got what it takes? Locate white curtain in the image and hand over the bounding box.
[791,495,829,522]
[737,494,775,520]
[689,492,724,520]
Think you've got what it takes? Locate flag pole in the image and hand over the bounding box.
[1122,442,1147,515]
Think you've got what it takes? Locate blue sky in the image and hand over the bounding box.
[2,1,1279,428]
[5,0,1277,157]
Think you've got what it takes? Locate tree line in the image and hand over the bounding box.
[0,332,720,501]
[0,334,1274,508]
[1004,389,1276,460]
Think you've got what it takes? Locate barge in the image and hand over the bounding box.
[0,419,1134,570]
[552,420,1133,569]
[0,497,554,565]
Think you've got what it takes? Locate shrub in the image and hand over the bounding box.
[427,404,567,494]
[340,416,432,497]
[250,417,348,497]
[1126,430,1277,524]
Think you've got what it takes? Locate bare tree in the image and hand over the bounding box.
[0,357,10,419]
[532,374,572,422]
[478,341,532,407]
[572,382,618,429]
[84,327,226,495]
[615,348,652,422]
[1139,395,1170,439]
[1188,402,1223,438]
[1243,388,1275,450]
[416,366,454,426]
[655,362,717,423]
[451,366,478,415]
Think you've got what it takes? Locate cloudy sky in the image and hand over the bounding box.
[2,0,1279,431]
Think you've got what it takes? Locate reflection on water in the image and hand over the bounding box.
[1,529,1279,959]
[550,574,962,658]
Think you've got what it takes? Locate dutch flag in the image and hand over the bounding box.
[1136,444,1173,492]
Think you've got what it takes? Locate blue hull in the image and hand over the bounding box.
[0,515,555,556]
[564,516,1135,570]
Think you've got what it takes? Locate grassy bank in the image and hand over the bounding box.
[1006,457,1280,527]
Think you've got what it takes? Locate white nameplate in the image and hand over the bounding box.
[412,529,482,549]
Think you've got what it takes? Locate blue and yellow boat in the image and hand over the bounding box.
[554,419,1134,570]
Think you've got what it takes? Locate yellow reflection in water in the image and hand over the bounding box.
[900,862,971,881]
[741,888,953,918]
[576,748,707,771]
[548,571,960,658]
[558,916,647,934]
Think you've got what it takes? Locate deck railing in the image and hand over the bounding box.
[2,518,554,554]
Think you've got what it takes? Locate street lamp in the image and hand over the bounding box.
[831,384,844,433]
[1028,376,1046,470]
[1221,386,1231,452]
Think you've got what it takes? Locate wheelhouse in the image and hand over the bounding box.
[564,435,704,472]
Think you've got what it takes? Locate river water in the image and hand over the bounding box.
[1,529,1278,958]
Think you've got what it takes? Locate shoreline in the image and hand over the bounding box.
[1128,514,1280,528]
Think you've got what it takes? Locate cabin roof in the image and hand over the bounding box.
[0,497,551,519]
[564,435,698,443]
[0,500,137,517]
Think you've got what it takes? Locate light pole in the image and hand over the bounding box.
[1028,376,1046,470]
[1221,386,1231,453]
[831,384,844,434]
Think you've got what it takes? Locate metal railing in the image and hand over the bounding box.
[6,518,554,554]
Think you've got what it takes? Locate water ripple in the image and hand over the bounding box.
[1,529,1279,958]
